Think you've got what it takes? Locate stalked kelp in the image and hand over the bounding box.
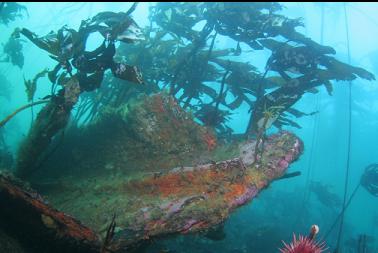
[23,69,49,102]
[0,2,27,25]
[0,33,25,69]
[12,6,144,178]
[0,1,371,190]
[0,3,375,251]
[87,3,372,177]
[111,2,375,140]
[249,38,375,135]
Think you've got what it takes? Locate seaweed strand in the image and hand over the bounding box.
[0,100,50,128]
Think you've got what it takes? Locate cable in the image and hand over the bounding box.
[292,3,324,230]
[304,2,324,203]
[324,182,360,240]
[335,3,352,252]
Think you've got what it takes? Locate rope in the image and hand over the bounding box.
[324,183,360,240]
[292,3,324,230]
[304,2,325,203]
[335,3,352,252]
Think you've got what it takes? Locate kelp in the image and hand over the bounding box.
[115,29,236,124]
[0,2,27,25]
[248,43,375,134]
[194,104,233,134]
[205,2,303,49]
[15,96,73,178]
[0,100,50,129]
[1,34,25,68]
[84,10,145,43]
[150,2,207,41]
[140,2,374,135]
[24,69,48,102]
[13,2,376,177]
[128,5,374,138]
[14,9,145,178]
[16,9,145,87]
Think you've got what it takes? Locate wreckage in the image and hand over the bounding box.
[0,2,376,252]
[1,89,303,251]
[0,128,302,251]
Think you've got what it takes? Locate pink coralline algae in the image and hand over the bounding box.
[230,185,258,208]
[278,159,290,171]
[108,132,303,250]
[159,197,189,216]
[275,133,303,173]
[141,207,151,220]
[181,219,199,232]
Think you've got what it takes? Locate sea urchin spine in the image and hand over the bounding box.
[279,225,327,253]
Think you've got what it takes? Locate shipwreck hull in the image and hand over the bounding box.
[2,91,303,252]
[0,173,101,253]
[107,131,303,251]
[0,132,302,252]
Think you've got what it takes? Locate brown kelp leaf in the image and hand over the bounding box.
[89,11,145,43]
[324,80,333,96]
[265,76,287,88]
[64,76,81,106]
[20,28,61,57]
[115,20,145,43]
[111,62,143,84]
[227,96,244,110]
[23,69,48,102]
[322,57,376,81]
[23,77,35,102]
[286,108,317,118]
[274,115,302,129]
[200,85,218,100]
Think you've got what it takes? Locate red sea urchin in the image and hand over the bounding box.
[279,234,327,253]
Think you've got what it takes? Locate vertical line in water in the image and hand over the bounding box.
[293,3,325,231]
[336,3,352,252]
[304,2,324,209]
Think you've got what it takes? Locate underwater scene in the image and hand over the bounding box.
[0,2,378,253]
